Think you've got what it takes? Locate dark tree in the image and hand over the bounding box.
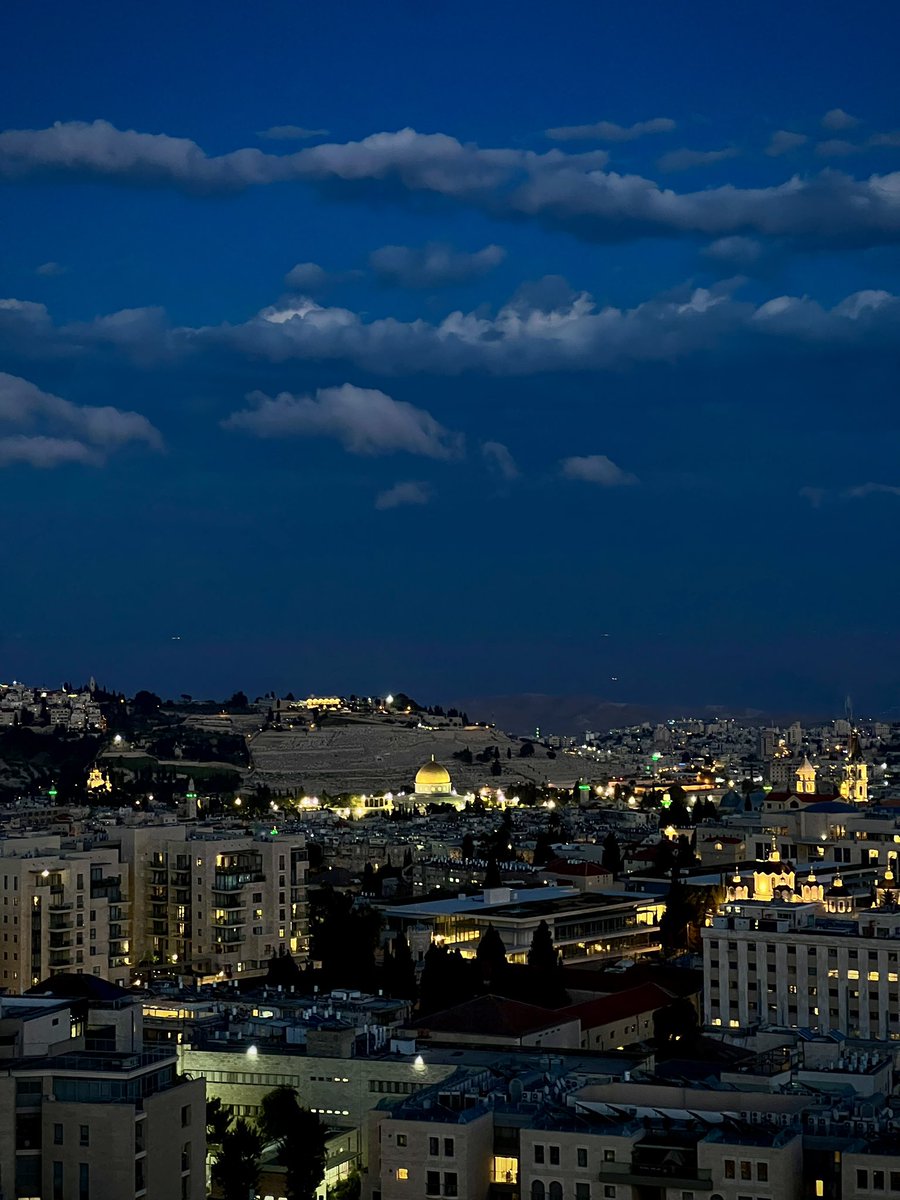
[532,830,555,868]
[527,919,558,972]
[475,923,507,983]
[518,740,535,758]
[383,931,418,1000]
[419,943,477,1015]
[602,830,623,879]
[484,855,503,889]
[654,995,700,1046]
[206,1096,232,1148]
[260,1088,328,1200]
[132,690,162,714]
[212,1117,264,1200]
[461,832,475,861]
[225,690,250,710]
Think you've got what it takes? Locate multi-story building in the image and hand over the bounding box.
[703,893,900,1037]
[116,824,308,981]
[380,885,663,967]
[0,835,130,994]
[0,977,205,1200]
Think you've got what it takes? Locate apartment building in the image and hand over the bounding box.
[115,824,308,981]
[370,1063,808,1200]
[703,897,900,1036]
[0,835,130,994]
[0,978,204,1200]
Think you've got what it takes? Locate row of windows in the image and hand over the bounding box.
[370,1080,418,1094]
[535,1145,614,1167]
[724,1161,768,1182]
[201,1069,297,1087]
[856,1168,900,1191]
[531,1182,594,1200]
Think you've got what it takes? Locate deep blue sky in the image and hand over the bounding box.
[1,0,899,715]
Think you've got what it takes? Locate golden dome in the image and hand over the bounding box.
[416,757,451,789]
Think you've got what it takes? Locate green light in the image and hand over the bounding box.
[578,783,590,792]
[270,827,278,836]
[651,752,661,762]
[661,797,672,808]
[48,787,58,798]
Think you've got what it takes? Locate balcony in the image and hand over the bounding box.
[213,871,264,892]
[597,1162,713,1190]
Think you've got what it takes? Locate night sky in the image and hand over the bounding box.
[1,1,899,715]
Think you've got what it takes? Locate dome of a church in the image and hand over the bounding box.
[415,757,451,791]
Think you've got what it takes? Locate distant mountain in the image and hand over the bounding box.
[453,693,801,738]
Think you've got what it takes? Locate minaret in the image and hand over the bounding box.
[795,756,817,795]
[841,729,869,803]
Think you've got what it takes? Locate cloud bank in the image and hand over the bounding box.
[3,120,900,250]
[0,371,162,468]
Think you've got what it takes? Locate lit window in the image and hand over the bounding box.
[397,1169,409,1181]
[815,1182,824,1198]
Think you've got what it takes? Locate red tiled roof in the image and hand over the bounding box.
[417,994,568,1038]
[542,857,613,878]
[560,982,675,1029]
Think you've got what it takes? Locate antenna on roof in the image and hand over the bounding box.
[845,695,853,724]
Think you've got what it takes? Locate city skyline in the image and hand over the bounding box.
[2,1,900,710]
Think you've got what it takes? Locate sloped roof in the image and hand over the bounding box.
[560,982,674,1029]
[543,857,612,878]
[417,994,565,1038]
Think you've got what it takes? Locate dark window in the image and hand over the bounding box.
[577,1148,588,1168]
[444,1138,455,1158]
[603,1150,615,1163]
[534,1145,545,1164]
[79,1162,89,1200]
[740,1161,751,1181]
[181,1104,191,1127]
[575,1185,590,1200]
[426,1172,440,1196]
[531,1184,545,1200]
[53,1123,63,1145]
[79,1124,89,1146]
[857,1171,868,1188]
[757,1164,768,1182]
[396,1134,407,1148]
[725,1162,735,1180]
[444,1173,458,1197]
[53,1161,64,1200]
[549,1147,560,1166]
[549,1183,563,1200]
[430,1137,439,1156]
[873,1171,885,1191]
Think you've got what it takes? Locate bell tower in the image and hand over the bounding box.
[841,729,868,803]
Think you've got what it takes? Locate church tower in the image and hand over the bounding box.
[841,730,869,803]
[795,756,817,795]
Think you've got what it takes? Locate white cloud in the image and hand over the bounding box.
[657,147,738,172]
[0,372,161,468]
[0,436,102,468]
[481,441,519,480]
[370,242,506,288]
[546,117,675,142]
[816,139,861,158]
[258,125,329,140]
[765,130,808,156]
[36,260,66,277]
[561,455,638,486]
[822,108,859,131]
[375,480,432,509]
[843,482,900,498]
[284,262,330,291]
[4,119,900,250]
[702,236,764,266]
[223,383,462,458]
